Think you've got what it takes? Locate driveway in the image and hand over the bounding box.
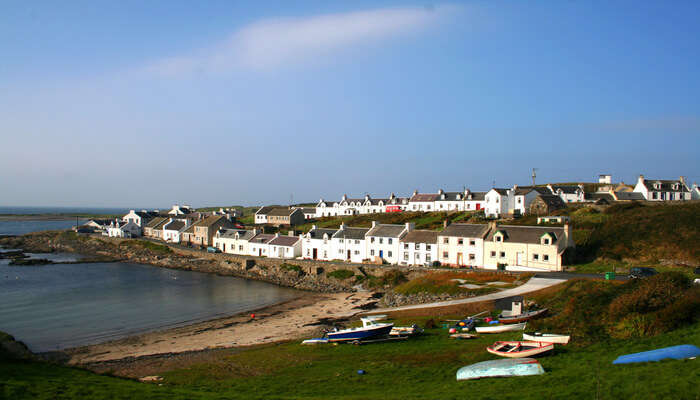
[363,277,567,314]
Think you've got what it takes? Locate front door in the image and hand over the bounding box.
[379,250,383,259]
[347,250,351,260]
[457,252,463,266]
[516,252,524,266]
[312,248,318,260]
[259,249,262,257]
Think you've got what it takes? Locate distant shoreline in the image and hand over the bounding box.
[0,215,116,221]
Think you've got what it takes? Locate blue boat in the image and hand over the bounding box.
[613,344,700,364]
[326,317,394,342]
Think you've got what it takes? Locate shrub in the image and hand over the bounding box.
[328,269,355,280]
[608,272,691,320]
[280,264,303,274]
[650,286,700,334]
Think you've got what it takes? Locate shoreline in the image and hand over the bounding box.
[56,290,376,366]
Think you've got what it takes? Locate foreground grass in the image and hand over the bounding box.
[2,321,699,400]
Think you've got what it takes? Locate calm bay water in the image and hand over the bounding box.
[0,262,299,352]
[0,219,87,236]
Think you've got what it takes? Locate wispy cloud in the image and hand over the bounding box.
[145,4,458,75]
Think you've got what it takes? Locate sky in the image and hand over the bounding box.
[1,0,699,208]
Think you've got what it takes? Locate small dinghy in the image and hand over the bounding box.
[456,358,544,380]
[499,309,548,324]
[487,341,554,358]
[390,324,423,336]
[613,344,700,364]
[475,322,526,333]
[301,338,329,345]
[523,332,570,345]
[450,333,477,339]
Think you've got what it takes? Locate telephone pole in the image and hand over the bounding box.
[532,168,538,186]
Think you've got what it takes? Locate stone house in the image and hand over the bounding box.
[266,207,305,227]
[528,195,566,216]
[633,175,691,201]
[193,215,235,247]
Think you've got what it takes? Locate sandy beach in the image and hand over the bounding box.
[62,291,376,365]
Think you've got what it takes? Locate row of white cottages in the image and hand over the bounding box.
[311,175,696,219]
[213,221,575,272]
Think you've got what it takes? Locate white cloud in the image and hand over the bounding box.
[145,4,458,75]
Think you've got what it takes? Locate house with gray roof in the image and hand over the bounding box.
[269,232,303,259]
[633,175,691,201]
[366,221,414,264]
[400,230,439,266]
[248,233,276,257]
[484,188,510,218]
[213,228,257,254]
[255,206,277,224]
[162,219,189,243]
[302,225,339,261]
[437,223,491,267]
[408,190,440,212]
[547,184,585,203]
[483,223,574,271]
[332,224,370,263]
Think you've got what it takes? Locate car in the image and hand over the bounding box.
[629,267,658,279]
[206,246,221,253]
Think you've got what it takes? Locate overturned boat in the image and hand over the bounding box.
[487,341,554,358]
[613,344,700,364]
[456,358,545,380]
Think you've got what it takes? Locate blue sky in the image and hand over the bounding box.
[1,1,698,208]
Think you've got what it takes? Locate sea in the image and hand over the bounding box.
[0,206,130,236]
[0,260,300,352]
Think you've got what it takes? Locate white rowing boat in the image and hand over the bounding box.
[523,332,570,345]
[487,341,554,358]
[475,322,526,333]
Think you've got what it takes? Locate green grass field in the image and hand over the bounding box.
[2,321,699,400]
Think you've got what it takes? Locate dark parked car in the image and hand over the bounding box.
[629,267,658,279]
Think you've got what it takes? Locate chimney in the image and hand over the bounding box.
[405,222,414,232]
[274,233,280,238]
[563,222,572,247]
[679,176,687,186]
[371,221,377,228]
[638,174,645,184]
[438,189,444,195]
[339,223,347,230]
[489,221,497,232]
[413,189,418,196]
[342,194,347,201]
[312,225,317,230]
[288,230,294,237]
[443,219,449,229]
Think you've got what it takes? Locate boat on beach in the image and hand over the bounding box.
[475,322,526,333]
[326,317,394,342]
[456,358,545,380]
[523,332,570,344]
[487,341,554,358]
[498,308,548,324]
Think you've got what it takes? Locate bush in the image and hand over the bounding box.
[432,261,441,267]
[608,272,691,320]
[651,287,700,334]
[328,269,355,280]
[280,264,303,274]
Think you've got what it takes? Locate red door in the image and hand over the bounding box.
[476,204,481,210]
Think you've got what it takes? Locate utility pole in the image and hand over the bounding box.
[532,168,538,186]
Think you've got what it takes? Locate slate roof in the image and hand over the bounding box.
[164,220,185,231]
[256,206,276,215]
[300,208,316,214]
[439,223,490,238]
[615,192,645,201]
[267,207,298,217]
[490,188,509,195]
[536,195,566,208]
[135,211,159,218]
[152,218,170,230]
[368,198,389,205]
[643,179,689,192]
[585,193,615,202]
[465,192,486,201]
[269,236,301,247]
[219,229,255,240]
[308,228,338,239]
[410,193,440,202]
[514,186,550,195]
[366,224,407,238]
[144,217,168,229]
[198,215,228,228]
[249,233,275,244]
[401,230,439,244]
[486,225,565,245]
[333,227,369,240]
[550,185,581,194]
[436,192,462,202]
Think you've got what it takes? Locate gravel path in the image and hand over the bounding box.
[363,277,567,314]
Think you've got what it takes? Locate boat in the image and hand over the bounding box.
[301,338,329,345]
[390,324,423,336]
[326,317,394,342]
[456,358,545,380]
[498,308,548,324]
[613,344,700,364]
[450,333,477,339]
[487,341,554,358]
[523,332,570,345]
[475,322,526,333]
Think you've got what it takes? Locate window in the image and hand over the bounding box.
[427,205,431,210]
[404,243,409,249]
[458,238,464,245]
[443,251,449,258]
[469,254,475,260]
[500,251,505,258]
[426,254,431,263]
[490,251,496,257]
[443,238,449,244]
[403,253,409,261]
[354,250,359,255]
[339,249,343,254]
[543,238,550,245]
[339,239,343,243]
[388,238,393,245]
[426,245,431,251]
[496,236,502,242]
[370,250,375,256]
[543,255,549,262]
[415,243,420,250]
[379,238,383,244]
[323,251,327,258]
[355,240,360,244]
[306,249,310,256]
[416,254,421,261]
[371,237,375,243]
[469,240,475,246]
[533,254,539,261]
[388,251,392,257]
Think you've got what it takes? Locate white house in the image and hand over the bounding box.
[691,183,700,200]
[248,233,275,257]
[482,224,574,272]
[315,198,340,217]
[408,190,439,212]
[332,224,369,263]
[437,223,490,267]
[363,196,390,214]
[463,190,487,212]
[386,193,410,212]
[107,219,140,238]
[599,174,612,184]
[633,175,691,201]
[162,219,188,243]
[302,226,338,261]
[484,188,509,218]
[254,206,276,224]
[268,233,302,259]
[122,210,158,229]
[399,230,438,267]
[508,186,550,216]
[168,204,193,216]
[336,194,364,216]
[547,184,585,203]
[217,229,257,255]
[435,190,466,212]
[365,222,413,264]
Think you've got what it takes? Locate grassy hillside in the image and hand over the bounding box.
[289,211,478,234]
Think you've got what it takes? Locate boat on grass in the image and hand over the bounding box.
[456,358,545,380]
[523,332,570,345]
[487,341,554,358]
[301,338,329,345]
[450,333,477,339]
[613,344,700,364]
[475,322,526,333]
[499,308,548,324]
[326,317,394,343]
[390,324,423,336]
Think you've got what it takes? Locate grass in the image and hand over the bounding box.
[280,263,303,274]
[393,271,529,296]
[291,211,478,234]
[327,269,355,280]
[3,322,699,400]
[119,240,172,254]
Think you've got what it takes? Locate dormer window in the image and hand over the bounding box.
[495,235,502,242]
[543,238,550,245]
[654,183,661,189]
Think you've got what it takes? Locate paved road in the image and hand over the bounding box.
[364,277,568,314]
